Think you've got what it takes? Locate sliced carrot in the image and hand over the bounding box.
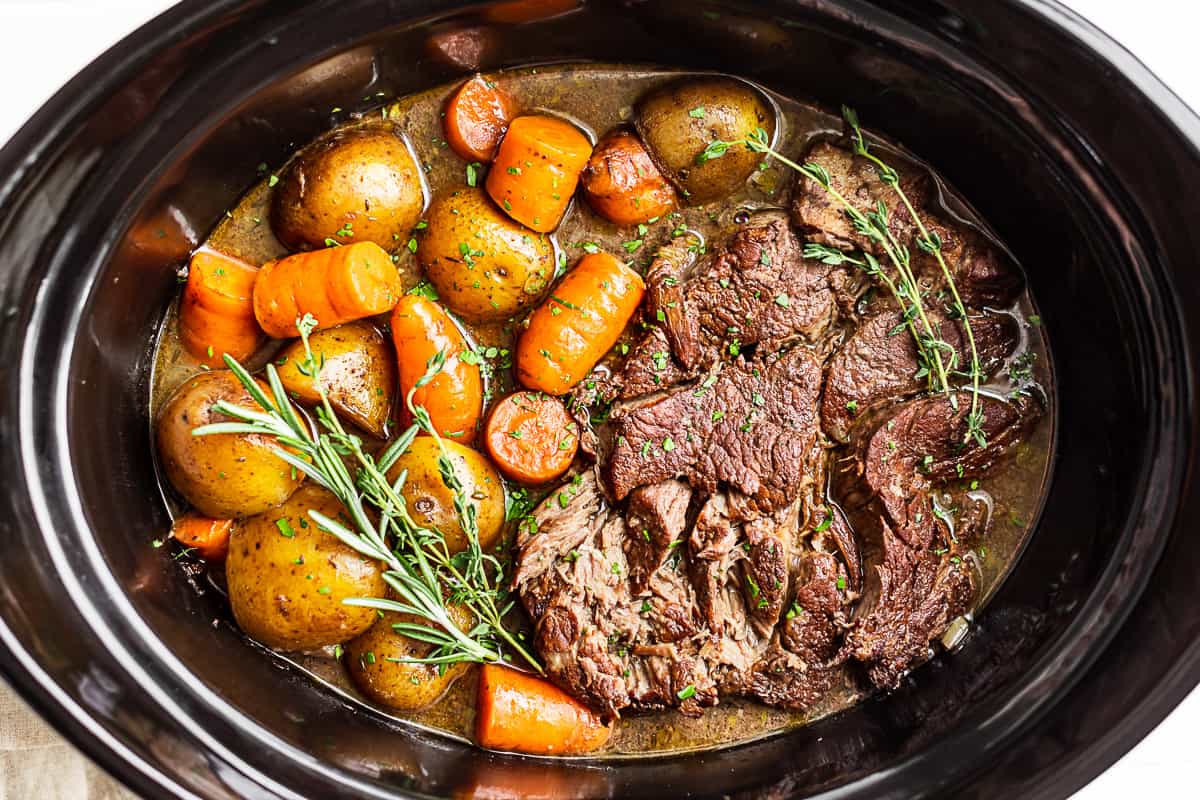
[475,664,611,755]
[581,128,678,226]
[484,392,577,484]
[516,252,645,395]
[484,0,583,24]
[170,514,234,562]
[445,75,516,163]
[485,115,592,233]
[391,294,483,443]
[252,242,402,338]
[178,249,263,367]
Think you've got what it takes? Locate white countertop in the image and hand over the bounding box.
[0,1,1191,797]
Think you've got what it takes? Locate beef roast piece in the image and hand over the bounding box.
[858,392,1038,549]
[597,213,836,405]
[681,211,835,362]
[645,238,702,370]
[513,473,719,718]
[748,551,851,709]
[822,309,1021,442]
[844,523,975,689]
[616,325,694,400]
[515,471,857,717]
[832,391,1036,688]
[791,142,1022,308]
[603,346,823,511]
[625,479,692,594]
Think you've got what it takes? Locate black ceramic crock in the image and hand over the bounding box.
[0,1,1195,797]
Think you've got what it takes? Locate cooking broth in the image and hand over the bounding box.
[150,64,1054,757]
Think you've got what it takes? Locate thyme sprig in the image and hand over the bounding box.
[193,314,541,671]
[698,108,986,445]
[840,107,987,446]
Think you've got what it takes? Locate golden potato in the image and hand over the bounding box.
[345,605,474,711]
[271,125,426,251]
[226,484,386,650]
[635,77,776,205]
[275,321,396,439]
[157,370,303,518]
[420,188,554,321]
[386,437,505,554]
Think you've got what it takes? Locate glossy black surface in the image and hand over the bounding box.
[0,1,1195,798]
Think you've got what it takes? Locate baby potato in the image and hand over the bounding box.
[157,370,303,518]
[275,321,396,439]
[420,188,554,320]
[345,605,474,711]
[226,484,386,651]
[386,437,505,554]
[271,125,426,251]
[635,77,775,205]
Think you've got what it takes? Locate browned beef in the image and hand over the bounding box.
[625,479,692,594]
[822,309,1021,442]
[617,325,693,400]
[645,239,701,370]
[843,523,974,689]
[603,347,823,511]
[515,472,858,718]
[858,392,1038,549]
[831,391,1037,688]
[747,551,851,709]
[514,473,718,718]
[594,213,836,406]
[681,211,835,361]
[791,143,1023,308]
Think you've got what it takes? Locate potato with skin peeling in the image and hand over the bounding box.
[157,370,303,518]
[345,604,474,711]
[386,437,505,555]
[275,321,396,439]
[419,187,554,321]
[635,77,775,205]
[226,484,386,651]
[271,125,426,252]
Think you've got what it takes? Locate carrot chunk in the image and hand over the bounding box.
[581,128,677,226]
[476,664,611,755]
[170,514,234,562]
[485,114,592,233]
[516,252,645,395]
[252,242,402,338]
[445,75,516,163]
[391,294,483,443]
[178,249,263,367]
[484,392,578,484]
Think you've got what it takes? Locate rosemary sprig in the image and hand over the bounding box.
[193,314,541,672]
[699,110,986,445]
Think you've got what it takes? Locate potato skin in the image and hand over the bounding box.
[420,188,554,320]
[276,321,396,439]
[345,605,474,711]
[157,370,303,518]
[386,437,505,554]
[635,77,775,205]
[271,125,426,251]
[226,484,386,651]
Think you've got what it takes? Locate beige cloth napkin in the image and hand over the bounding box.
[0,683,136,800]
